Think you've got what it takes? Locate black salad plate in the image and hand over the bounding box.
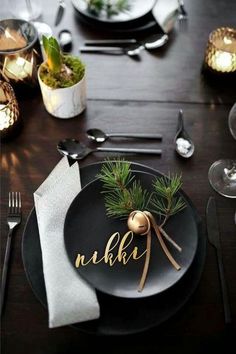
[22,161,206,335]
[64,170,198,299]
[71,0,156,25]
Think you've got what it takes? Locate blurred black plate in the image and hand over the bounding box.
[71,0,156,24]
[76,11,159,34]
[64,170,198,298]
[22,161,206,335]
[72,0,163,34]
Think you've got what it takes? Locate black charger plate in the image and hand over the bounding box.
[76,11,160,34]
[64,170,198,298]
[22,161,206,335]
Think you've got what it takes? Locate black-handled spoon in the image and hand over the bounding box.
[57,139,162,160]
[87,128,162,143]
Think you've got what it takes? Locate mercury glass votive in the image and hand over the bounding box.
[204,27,236,73]
[0,19,41,89]
[0,80,21,140]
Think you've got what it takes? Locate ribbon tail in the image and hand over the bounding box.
[145,212,181,271]
[159,227,182,252]
[138,230,152,292]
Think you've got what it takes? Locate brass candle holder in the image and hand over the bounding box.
[204,27,236,73]
[0,19,42,90]
[0,80,21,140]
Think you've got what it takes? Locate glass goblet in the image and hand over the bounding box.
[208,103,236,198]
[228,102,236,140]
[9,0,42,21]
[208,159,236,198]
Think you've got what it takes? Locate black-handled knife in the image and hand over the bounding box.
[206,196,232,324]
[54,0,66,26]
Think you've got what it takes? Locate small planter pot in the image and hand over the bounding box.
[38,65,86,119]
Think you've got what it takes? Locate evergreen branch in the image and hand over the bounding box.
[86,0,104,14]
[150,174,186,225]
[129,180,150,212]
[98,160,186,223]
[86,0,130,15]
[97,159,150,218]
[97,158,134,191]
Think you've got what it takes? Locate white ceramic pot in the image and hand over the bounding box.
[38,65,86,119]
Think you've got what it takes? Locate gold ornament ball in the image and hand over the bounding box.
[127,211,150,235]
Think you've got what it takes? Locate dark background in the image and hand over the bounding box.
[1,0,236,353]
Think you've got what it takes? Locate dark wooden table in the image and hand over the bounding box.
[1,1,236,353]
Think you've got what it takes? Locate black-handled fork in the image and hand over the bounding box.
[1,192,22,317]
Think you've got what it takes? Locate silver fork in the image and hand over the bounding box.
[178,0,188,20]
[177,0,188,32]
[1,192,22,316]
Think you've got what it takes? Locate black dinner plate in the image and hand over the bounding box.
[22,161,206,335]
[64,170,198,298]
[71,0,156,25]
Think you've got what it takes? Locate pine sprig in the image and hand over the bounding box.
[150,174,186,225]
[97,159,134,191]
[97,159,150,219]
[86,0,104,14]
[86,0,130,16]
[97,160,186,223]
[102,180,149,219]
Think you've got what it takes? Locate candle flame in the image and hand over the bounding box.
[214,51,232,71]
[223,36,232,45]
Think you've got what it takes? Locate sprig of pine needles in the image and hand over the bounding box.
[97,159,149,218]
[150,174,186,226]
[86,0,130,16]
[97,159,186,223]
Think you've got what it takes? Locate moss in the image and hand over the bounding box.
[39,55,85,89]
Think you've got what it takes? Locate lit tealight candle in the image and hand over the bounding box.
[3,55,33,81]
[0,103,12,130]
[205,27,236,73]
[214,51,233,71]
[0,19,40,86]
[0,81,20,140]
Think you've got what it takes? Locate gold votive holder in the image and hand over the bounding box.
[204,27,236,73]
[0,19,42,91]
[0,80,21,140]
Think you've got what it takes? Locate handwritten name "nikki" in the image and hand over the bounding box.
[75,231,147,268]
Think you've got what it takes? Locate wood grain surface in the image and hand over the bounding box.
[1,0,236,353]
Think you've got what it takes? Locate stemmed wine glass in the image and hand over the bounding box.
[9,0,42,21]
[208,103,236,198]
[8,0,52,60]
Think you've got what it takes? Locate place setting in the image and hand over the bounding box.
[21,155,206,334]
[76,0,183,56]
[72,0,180,33]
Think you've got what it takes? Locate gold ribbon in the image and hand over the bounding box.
[128,210,181,292]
